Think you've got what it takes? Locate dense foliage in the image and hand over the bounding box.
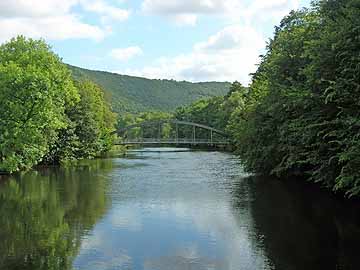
[118,111,173,140]
[69,65,231,113]
[44,80,117,164]
[233,0,360,197]
[0,37,78,172]
[0,37,117,173]
[174,82,247,139]
[176,0,360,197]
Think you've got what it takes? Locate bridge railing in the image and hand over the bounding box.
[116,138,230,145]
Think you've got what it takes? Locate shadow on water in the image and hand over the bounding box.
[232,176,360,270]
[0,159,114,270]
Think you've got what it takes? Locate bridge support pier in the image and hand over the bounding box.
[158,122,161,140]
[176,123,178,144]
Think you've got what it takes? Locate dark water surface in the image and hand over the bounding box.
[0,148,359,270]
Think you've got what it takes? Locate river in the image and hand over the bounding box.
[0,148,359,270]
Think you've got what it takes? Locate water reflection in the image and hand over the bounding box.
[0,148,359,270]
[0,160,112,270]
[72,149,273,270]
[237,177,360,270]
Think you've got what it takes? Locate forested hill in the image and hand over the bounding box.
[68,65,231,113]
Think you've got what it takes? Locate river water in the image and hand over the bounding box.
[0,148,359,270]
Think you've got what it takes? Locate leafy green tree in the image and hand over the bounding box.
[228,9,317,174]
[45,80,117,163]
[0,36,78,173]
[117,111,173,140]
[228,0,360,197]
[301,0,360,196]
[174,82,248,140]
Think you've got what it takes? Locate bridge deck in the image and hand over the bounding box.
[116,138,230,145]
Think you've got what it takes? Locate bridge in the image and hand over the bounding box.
[114,119,230,147]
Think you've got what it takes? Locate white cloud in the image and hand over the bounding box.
[141,0,301,26]
[194,25,262,52]
[110,46,143,61]
[118,25,265,84]
[0,0,77,18]
[239,0,300,23]
[81,0,130,22]
[142,0,228,15]
[119,0,302,82]
[0,15,106,42]
[173,14,198,26]
[0,0,130,42]
[141,0,229,26]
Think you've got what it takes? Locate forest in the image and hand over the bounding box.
[69,65,230,113]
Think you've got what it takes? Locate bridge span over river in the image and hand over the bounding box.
[113,119,230,147]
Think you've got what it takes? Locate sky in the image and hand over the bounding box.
[0,0,312,85]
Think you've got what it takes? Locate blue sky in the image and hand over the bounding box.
[0,0,312,84]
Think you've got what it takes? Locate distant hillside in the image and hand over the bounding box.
[68,65,231,113]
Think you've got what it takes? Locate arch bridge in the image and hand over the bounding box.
[114,119,230,146]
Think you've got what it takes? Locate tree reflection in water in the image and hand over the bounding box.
[232,176,360,270]
[0,160,112,270]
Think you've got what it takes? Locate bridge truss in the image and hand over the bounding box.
[114,119,230,146]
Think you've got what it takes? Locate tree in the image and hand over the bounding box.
[0,36,78,173]
[228,0,360,197]
[45,80,117,163]
[117,111,173,140]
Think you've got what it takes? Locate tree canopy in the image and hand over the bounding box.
[0,37,117,173]
[0,36,78,172]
